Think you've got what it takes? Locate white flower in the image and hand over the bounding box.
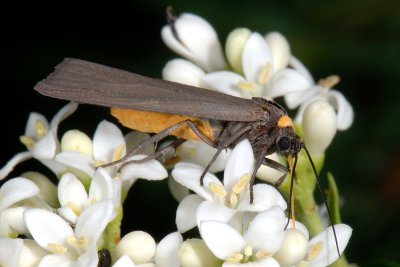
[154,232,183,267]
[201,31,303,99]
[285,56,354,131]
[56,168,118,224]
[172,139,287,233]
[56,120,126,178]
[161,12,226,72]
[177,238,219,267]
[199,206,286,266]
[301,224,353,267]
[24,199,114,267]
[0,102,78,180]
[0,177,44,237]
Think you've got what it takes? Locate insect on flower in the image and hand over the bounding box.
[34,58,340,256]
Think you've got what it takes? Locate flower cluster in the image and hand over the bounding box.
[0,11,354,267]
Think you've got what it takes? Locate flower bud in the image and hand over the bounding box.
[274,228,308,267]
[265,32,290,72]
[61,130,93,158]
[178,238,219,267]
[161,13,226,72]
[302,100,337,156]
[162,59,205,87]
[115,231,156,264]
[225,28,251,73]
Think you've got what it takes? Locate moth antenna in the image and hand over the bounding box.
[302,144,341,258]
[285,154,298,230]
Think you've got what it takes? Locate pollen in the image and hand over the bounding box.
[76,236,90,249]
[256,249,273,259]
[238,80,259,92]
[225,253,244,263]
[307,240,324,260]
[47,242,67,254]
[208,182,227,197]
[258,63,272,85]
[229,192,238,208]
[244,245,253,257]
[19,135,36,149]
[232,174,250,194]
[112,144,125,162]
[35,120,47,137]
[68,202,82,216]
[277,115,293,128]
[318,75,340,89]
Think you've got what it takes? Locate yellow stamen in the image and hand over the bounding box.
[95,159,106,167]
[244,245,253,257]
[225,253,244,263]
[67,202,82,216]
[277,115,293,128]
[47,243,67,254]
[232,174,250,194]
[318,75,340,89]
[112,144,125,162]
[238,80,259,92]
[208,182,227,198]
[258,63,272,85]
[229,192,238,208]
[35,120,47,137]
[307,241,324,260]
[255,249,273,259]
[76,236,90,249]
[20,135,36,149]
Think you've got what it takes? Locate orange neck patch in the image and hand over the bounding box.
[277,115,293,128]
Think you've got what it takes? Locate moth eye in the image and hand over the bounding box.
[277,137,290,151]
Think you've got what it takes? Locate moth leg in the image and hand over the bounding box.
[200,124,253,185]
[99,119,217,168]
[261,157,289,187]
[120,138,186,167]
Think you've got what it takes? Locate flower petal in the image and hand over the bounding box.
[75,244,99,267]
[199,220,246,259]
[172,162,221,201]
[0,237,23,267]
[24,208,74,251]
[32,131,57,159]
[38,254,73,267]
[25,112,49,139]
[268,68,311,99]
[201,71,246,97]
[238,184,287,212]
[58,173,88,208]
[161,13,225,72]
[176,194,203,233]
[244,206,286,253]
[49,102,78,135]
[223,139,254,193]
[120,155,167,181]
[93,120,126,163]
[265,32,290,73]
[155,232,183,267]
[289,56,314,84]
[0,177,39,211]
[196,202,236,228]
[0,151,32,180]
[56,151,95,177]
[307,224,352,267]
[74,199,114,243]
[89,168,114,202]
[113,255,135,267]
[222,257,280,267]
[162,58,206,87]
[327,90,354,130]
[242,32,272,82]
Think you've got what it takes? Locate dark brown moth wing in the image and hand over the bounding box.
[34,58,267,121]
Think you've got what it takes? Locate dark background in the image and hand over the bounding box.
[1,0,399,266]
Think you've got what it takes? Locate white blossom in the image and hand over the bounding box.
[0,102,78,180]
